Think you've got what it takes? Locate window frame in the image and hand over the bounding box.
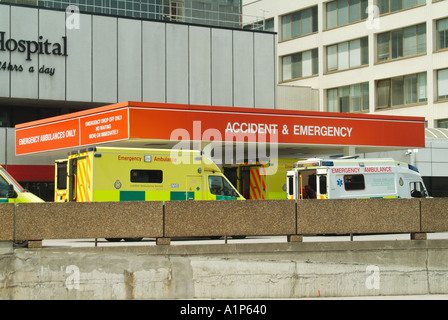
[436,17,448,51]
[326,37,369,73]
[280,6,318,41]
[437,68,448,102]
[344,174,366,191]
[281,48,319,82]
[326,82,370,113]
[376,72,427,109]
[130,169,163,184]
[325,0,368,30]
[376,23,426,63]
[377,0,426,15]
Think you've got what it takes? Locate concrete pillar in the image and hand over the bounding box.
[343,146,356,156]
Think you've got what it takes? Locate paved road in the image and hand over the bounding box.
[42,232,448,248]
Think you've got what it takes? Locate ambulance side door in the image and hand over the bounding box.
[316,168,328,199]
[55,160,68,202]
[186,175,202,200]
[286,170,298,199]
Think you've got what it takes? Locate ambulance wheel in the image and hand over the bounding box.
[105,238,123,242]
[123,238,143,242]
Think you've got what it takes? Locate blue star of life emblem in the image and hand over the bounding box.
[337,179,343,187]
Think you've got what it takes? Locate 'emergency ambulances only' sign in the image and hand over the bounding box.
[16,108,129,154]
[15,101,425,155]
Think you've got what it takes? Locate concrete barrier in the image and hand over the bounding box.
[1,240,448,299]
[297,199,421,235]
[14,202,164,241]
[420,198,448,232]
[0,199,447,244]
[164,200,296,238]
[0,204,13,241]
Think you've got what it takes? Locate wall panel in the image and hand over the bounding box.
[233,31,254,108]
[254,33,275,109]
[66,14,92,102]
[92,15,117,103]
[211,28,233,107]
[118,18,142,102]
[166,24,189,104]
[10,6,38,99]
[38,9,66,101]
[189,26,211,106]
[142,21,166,103]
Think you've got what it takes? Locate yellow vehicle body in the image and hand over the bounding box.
[55,147,244,202]
[222,158,296,200]
[0,165,44,203]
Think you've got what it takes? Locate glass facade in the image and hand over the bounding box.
[1,0,242,28]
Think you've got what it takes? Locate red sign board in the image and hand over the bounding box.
[15,102,425,155]
[15,107,129,155]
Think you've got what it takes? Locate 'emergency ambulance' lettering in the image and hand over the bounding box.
[331,168,360,174]
[331,167,392,174]
[118,156,142,162]
[364,167,392,173]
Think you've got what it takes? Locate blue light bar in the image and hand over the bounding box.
[322,161,334,166]
[408,164,419,173]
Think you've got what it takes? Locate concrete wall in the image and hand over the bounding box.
[0,3,277,108]
[1,240,448,299]
[1,198,448,243]
[277,85,319,111]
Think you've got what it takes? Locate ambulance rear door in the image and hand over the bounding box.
[286,170,298,199]
[316,168,328,199]
[55,160,68,202]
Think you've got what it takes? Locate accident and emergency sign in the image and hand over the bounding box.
[15,101,426,156]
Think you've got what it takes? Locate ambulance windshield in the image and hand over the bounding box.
[0,166,25,193]
[209,176,238,197]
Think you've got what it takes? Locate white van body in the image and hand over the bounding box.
[286,158,429,200]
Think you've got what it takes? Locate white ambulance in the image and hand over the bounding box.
[286,158,430,200]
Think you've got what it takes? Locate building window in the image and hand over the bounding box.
[282,49,318,81]
[437,119,448,128]
[326,37,368,72]
[376,72,427,109]
[281,6,318,41]
[438,69,448,101]
[437,17,448,51]
[377,23,426,62]
[327,82,369,113]
[326,0,368,29]
[377,0,425,15]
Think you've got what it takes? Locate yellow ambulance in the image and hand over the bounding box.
[55,147,244,203]
[0,165,44,203]
[222,158,297,200]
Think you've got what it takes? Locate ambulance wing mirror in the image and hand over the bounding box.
[7,184,17,199]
